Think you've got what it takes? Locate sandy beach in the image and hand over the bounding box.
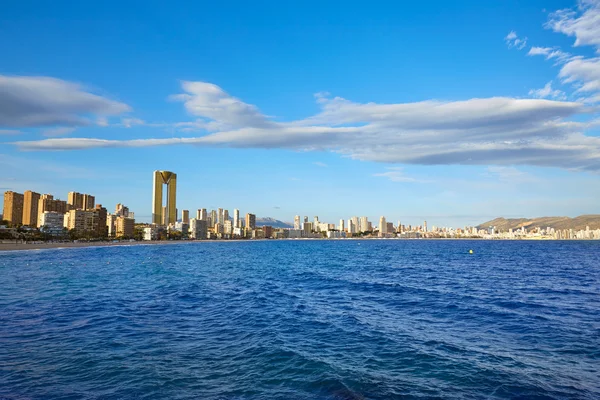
[0,240,191,252]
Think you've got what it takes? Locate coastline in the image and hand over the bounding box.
[0,236,582,253]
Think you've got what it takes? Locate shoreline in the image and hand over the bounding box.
[0,237,590,252]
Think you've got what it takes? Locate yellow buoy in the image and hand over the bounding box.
[469,249,474,254]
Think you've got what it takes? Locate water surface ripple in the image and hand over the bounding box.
[1,240,599,399]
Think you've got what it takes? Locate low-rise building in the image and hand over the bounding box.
[116,216,135,238]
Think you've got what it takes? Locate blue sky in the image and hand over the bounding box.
[1,0,599,227]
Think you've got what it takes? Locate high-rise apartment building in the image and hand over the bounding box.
[360,216,369,233]
[379,216,387,234]
[115,203,129,217]
[245,213,256,230]
[152,170,177,225]
[64,209,99,234]
[116,216,135,238]
[339,219,344,232]
[224,220,233,235]
[38,194,68,226]
[217,208,224,225]
[3,191,24,225]
[294,215,301,230]
[95,205,108,237]
[197,208,207,221]
[209,209,217,227]
[387,222,394,234]
[233,209,240,228]
[67,192,95,210]
[22,190,41,227]
[190,218,208,239]
[223,209,229,224]
[182,210,189,224]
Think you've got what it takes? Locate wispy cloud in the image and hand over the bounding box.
[505,31,527,49]
[528,81,566,100]
[313,161,328,167]
[0,75,131,127]
[11,81,600,171]
[545,0,600,50]
[373,167,431,183]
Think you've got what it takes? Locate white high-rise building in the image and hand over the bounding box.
[347,219,356,234]
[351,216,359,232]
[224,220,233,235]
[294,215,301,230]
[339,219,344,232]
[379,216,387,235]
[360,216,369,233]
[314,216,319,228]
[234,209,240,228]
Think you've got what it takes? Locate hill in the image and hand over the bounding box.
[256,217,293,228]
[477,215,600,231]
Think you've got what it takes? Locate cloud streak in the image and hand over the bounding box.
[12,82,600,171]
[0,75,131,128]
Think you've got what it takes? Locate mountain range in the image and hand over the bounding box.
[477,215,600,232]
[256,217,293,228]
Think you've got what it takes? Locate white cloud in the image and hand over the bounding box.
[505,31,527,49]
[169,81,275,129]
[528,81,567,100]
[527,46,572,62]
[121,117,145,128]
[545,0,600,51]
[12,83,600,171]
[559,57,600,100]
[373,167,430,183]
[0,75,131,127]
[42,126,76,137]
[313,161,328,167]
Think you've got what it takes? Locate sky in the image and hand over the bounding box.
[1,0,600,227]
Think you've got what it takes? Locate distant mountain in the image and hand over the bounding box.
[256,217,293,228]
[477,215,600,231]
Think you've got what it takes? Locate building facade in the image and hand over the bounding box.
[39,211,65,236]
[3,191,24,225]
[22,190,41,227]
[152,170,177,225]
[116,216,135,238]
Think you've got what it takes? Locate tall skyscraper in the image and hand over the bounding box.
[360,216,369,233]
[197,208,207,221]
[294,215,301,230]
[209,209,217,227]
[223,209,229,224]
[245,213,256,230]
[182,210,189,224]
[314,216,319,227]
[152,170,177,225]
[3,191,24,225]
[339,219,344,232]
[217,208,223,224]
[379,216,387,234]
[424,220,428,232]
[304,216,308,223]
[22,190,41,227]
[115,203,129,217]
[234,209,240,228]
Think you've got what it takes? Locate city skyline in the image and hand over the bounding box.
[1,0,600,227]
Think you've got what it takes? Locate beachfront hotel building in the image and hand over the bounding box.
[23,190,41,227]
[39,211,65,236]
[67,192,95,210]
[246,213,256,230]
[3,191,24,225]
[152,170,177,225]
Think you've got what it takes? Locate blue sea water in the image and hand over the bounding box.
[1,240,599,400]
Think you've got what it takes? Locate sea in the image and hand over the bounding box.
[1,240,599,399]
